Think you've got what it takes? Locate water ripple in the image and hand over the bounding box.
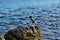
[0,6,60,40]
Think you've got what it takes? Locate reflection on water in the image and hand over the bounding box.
[0,5,60,40]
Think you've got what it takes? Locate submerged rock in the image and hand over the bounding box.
[4,16,42,40]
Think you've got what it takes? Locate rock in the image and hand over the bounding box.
[4,16,42,40]
[0,36,5,40]
[0,37,2,40]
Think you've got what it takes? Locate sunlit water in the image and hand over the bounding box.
[0,0,60,40]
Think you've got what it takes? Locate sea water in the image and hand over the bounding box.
[0,0,60,40]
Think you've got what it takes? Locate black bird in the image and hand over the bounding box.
[29,16,35,24]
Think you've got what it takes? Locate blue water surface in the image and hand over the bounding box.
[0,0,60,40]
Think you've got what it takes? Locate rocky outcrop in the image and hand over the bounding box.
[4,16,42,40]
[0,37,2,40]
[0,36,5,40]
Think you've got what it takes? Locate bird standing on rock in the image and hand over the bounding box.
[29,16,37,33]
[29,16,35,24]
[4,16,42,40]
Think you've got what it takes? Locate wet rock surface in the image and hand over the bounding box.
[4,25,42,40]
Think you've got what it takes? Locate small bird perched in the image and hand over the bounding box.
[29,16,35,27]
[29,16,35,24]
[29,16,37,33]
